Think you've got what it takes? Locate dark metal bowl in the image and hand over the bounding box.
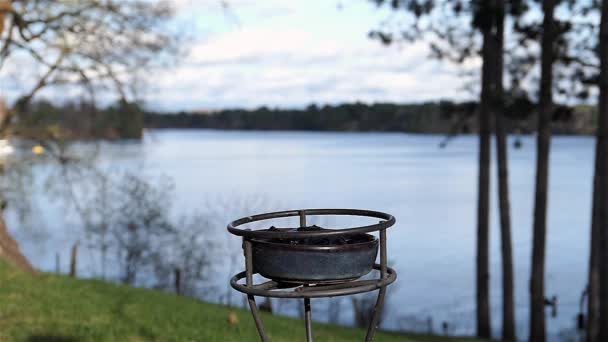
[250,233,378,283]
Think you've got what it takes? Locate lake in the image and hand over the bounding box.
[7,129,594,340]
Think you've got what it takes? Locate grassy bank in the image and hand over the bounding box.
[0,261,481,341]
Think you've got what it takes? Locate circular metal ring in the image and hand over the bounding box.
[227,208,395,239]
[230,264,397,299]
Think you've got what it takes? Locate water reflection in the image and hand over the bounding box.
[6,129,595,340]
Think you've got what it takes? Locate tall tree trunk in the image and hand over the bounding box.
[493,1,516,339]
[477,1,494,338]
[588,137,601,342]
[530,0,556,341]
[588,104,602,341]
[597,1,608,341]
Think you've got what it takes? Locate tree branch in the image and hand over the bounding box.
[17,52,66,110]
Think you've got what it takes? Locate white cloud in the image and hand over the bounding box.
[188,27,342,65]
[148,0,479,109]
[0,1,477,109]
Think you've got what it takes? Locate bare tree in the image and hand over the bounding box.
[578,2,608,340]
[367,2,543,337]
[152,212,217,298]
[492,1,515,340]
[589,147,601,342]
[530,1,557,341]
[0,0,179,271]
[475,1,497,336]
[368,2,492,336]
[112,173,174,285]
[0,0,177,113]
[597,2,608,341]
[62,169,176,285]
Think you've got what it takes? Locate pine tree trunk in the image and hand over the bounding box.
[476,1,494,337]
[588,144,600,342]
[493,1,516,339]
[597,1,608,341]
[530,0,556,341]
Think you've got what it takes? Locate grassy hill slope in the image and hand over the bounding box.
[0,261,481,341]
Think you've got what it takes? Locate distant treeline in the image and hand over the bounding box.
[16,100,143,140]
[145,101,597,135]
[145,102,480,134]
[14,100,598,140]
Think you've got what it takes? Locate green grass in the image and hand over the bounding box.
[0,261,482,341]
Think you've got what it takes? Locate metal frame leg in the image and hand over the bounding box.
[364,287,387,342]
[248,295,268,342]
[304,297,313,342]
[300,211,314,342]
[365,228,388,342]
[245,239,269,342]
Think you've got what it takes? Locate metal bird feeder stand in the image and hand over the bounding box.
[227,209,397,342]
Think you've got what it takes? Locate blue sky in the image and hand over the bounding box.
[0,1,479,111]
[139,0,478,111]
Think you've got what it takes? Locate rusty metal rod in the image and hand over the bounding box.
[228,209,395,239]
[295,279,382,293]
[304,296,313,342]
[380,228,387,279]
[364,286,387,342]
[297,205,312,342]
[365,228,389,342]
[244,239,268,342]
[252,281,280,291]
[231,265,396,299]
[300,206,312,342]
[365,229,388,342]
[245,239,253,286]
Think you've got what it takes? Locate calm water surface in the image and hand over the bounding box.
[9,129,594,340]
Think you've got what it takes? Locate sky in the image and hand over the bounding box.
[140,0,479,111]
[0,0,481,112]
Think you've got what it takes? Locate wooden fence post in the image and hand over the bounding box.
[55,252,60,274]
[69,242,78,277]
[174,268,181,295]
